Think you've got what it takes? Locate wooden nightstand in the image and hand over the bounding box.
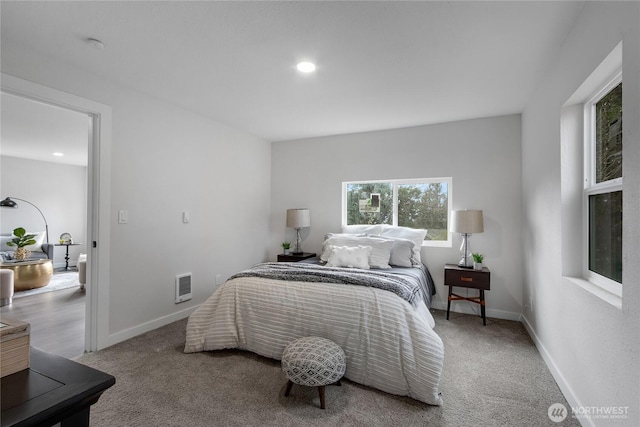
[277,252,317,262]
[444,263,491,325]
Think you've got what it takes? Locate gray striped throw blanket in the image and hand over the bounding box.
[228,262,420,304]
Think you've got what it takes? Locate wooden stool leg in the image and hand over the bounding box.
[318,386,326,409]
[284,380,293,397]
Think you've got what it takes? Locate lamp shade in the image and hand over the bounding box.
[0,197,18,208]
[286,209,310,228]
[450,210,484,233]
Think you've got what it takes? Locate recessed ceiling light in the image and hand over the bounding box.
[53,152,64,157]
[296,62,316,73]
[87,38,105,49]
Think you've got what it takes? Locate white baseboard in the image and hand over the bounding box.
[521,315,591,427]
[430,300,522,321]
[100,304,200,350]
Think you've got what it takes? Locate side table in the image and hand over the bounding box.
[277,252,317,262]
[1,347,115,427]
[444,263,491,325]
[55,243,82,270]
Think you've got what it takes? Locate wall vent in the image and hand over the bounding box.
[175,273,192,303]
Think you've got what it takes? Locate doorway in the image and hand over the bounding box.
[1,92,89,358]
[1,73,112,355]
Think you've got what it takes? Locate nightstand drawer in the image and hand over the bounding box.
[444,265,490,290]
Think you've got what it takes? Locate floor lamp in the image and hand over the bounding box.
[286,209,310,255]
[450,210,483,268]
[0,197,50,244]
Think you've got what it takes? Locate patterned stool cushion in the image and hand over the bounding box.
[282,336,346,387]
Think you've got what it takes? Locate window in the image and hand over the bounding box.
[584,76,622,290]
[342,177,452,247]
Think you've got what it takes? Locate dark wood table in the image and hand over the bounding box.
[54,243,82,271]
[1,347,115,427]
[444,263,491,325]
[277,252,317,262]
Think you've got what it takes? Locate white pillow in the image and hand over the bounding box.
[326,245,371,269]
[379,225,426,266]
[372,235,415,268]
[23,231,46,253]
[324,232,366,241]
[341,224,384,235]
[321,235,393,269]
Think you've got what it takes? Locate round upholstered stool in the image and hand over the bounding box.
[281,336,346,409]
[1,269,15,306]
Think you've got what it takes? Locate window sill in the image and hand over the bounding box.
[421,240,452,248]
[563,276,622,309]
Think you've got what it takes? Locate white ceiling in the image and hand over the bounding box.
[1,93,90,167]
[1,1,585,154]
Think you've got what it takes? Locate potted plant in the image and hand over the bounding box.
[472,253,484,270]
[282,242,291,255]
[6,227,37,261]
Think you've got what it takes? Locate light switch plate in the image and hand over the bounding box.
[118,210,128,224]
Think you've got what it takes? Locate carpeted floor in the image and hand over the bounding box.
[13,270,81,299]
[78,310,580,427]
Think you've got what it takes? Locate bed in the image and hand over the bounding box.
[184,227,444,406]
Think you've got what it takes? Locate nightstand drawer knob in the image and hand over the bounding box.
[461,277,473,282]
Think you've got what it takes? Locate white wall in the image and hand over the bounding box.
[0,156,87,268]
[1,41,272,344]
[521,2,639,425]
[271,115,523,319]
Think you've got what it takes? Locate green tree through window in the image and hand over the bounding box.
[344,178,451,241]
[588,82,623,284]
[398,183,448,240]
[346,183,392,225]
[595,83,622,183]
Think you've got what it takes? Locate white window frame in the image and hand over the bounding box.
[582,71,622,296]
[342,177,453,248]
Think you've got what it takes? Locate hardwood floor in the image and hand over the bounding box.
[0,284,85,360]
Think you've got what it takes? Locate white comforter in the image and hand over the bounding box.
[184,276,444,405]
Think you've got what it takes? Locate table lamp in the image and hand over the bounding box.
[286,209,310,255]
[450,210,484,268]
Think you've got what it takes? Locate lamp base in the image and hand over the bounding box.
[293,228,304,256]
[457,233,473,268]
